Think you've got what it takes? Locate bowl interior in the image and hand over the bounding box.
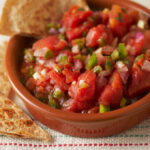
[5,0,150,122]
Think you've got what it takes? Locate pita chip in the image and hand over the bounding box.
[0,38,11,96]
[0,0,89,36]
[0,93,51,141]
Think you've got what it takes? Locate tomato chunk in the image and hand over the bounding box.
[127,51,150,97]
[62,6,93,29]
[49,69,69,91]
[127,68,150,98]
[109,5,131,37]
[100,8,110,24]
[98,71,123,107]
[62,99,94,112]
[25,78,36,92]
[86,25,105,47]
[66,19,94,41]
[33,35,68,52]
[69,70,96,102]
[62,68,79,83]
[95,75,108,98]
[126,32,144,56]
[86,24,113,47]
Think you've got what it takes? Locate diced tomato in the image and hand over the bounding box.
[115,61,130,85]
[69,70,96,102]
[62,68,79,83]
[117,65,129,85]
[127,51,150,97]
[86,24,106,47]
[58,50,74,58]
[86,24,113,47]
[126,32,144,56]
[124,56,135,72]
[98,71,123,107]
[36,80,47,87]
[87,106,99,114]
[35,86,48,99]
[106,28,114,44]
[109,5,131,37]
[95,53,106,66]
[95,75,108,98]
[127,68,150,98]
[44,59,56,69]
[25,78,36,92]
[100,8,110,24]
[133,55,144,71]
[33,35,68,52]
[101,45,114,55]
[45,85,53,93]
[62,99,78,112]
[62,6,93,29]
[49,69,69,91]
[66,19,94,41]
[62,99,94,112]
[122,31,137,43]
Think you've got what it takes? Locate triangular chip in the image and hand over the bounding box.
[0,94,51,141]
[0,0,89,36]
[0,37,11,96]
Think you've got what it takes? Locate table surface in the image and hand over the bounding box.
[0,0,150,150]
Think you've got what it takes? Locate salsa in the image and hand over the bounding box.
[20,5,150,113]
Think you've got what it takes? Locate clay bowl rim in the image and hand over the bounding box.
[5,0,150,122]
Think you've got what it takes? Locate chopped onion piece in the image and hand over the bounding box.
[116,61,125,69]
[38,59,45,65]
[33,72,41,80]
[56,53,67,62]
[135,32,144,42]
[94,48,102,55]
[79,80,88,88]
[137,20,145,29]
[142,60,150,71]
[34,47,48,57]
[72,81,76,85]
[72,45,80,53]
[59,27,65,33]
[41,69,46,76]
[79,80,85,86]
[50,80,54,85]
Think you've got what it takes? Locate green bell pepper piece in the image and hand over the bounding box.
[93,66,102,73]
[120,97,127,108]
[86,53,97,70]
[99,104,110,113]
[44,49,53,59]
[111,49,119,60]
[118,43,128,60]
[53,88,64,99]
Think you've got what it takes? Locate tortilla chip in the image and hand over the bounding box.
[0,93,51,141]
[0,0,89,36]
[0,38,11,96]
[0,38,9,60]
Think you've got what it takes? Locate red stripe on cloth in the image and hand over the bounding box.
[0,143,148,147]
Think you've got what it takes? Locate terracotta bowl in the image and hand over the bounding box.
[5,0,150,137]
